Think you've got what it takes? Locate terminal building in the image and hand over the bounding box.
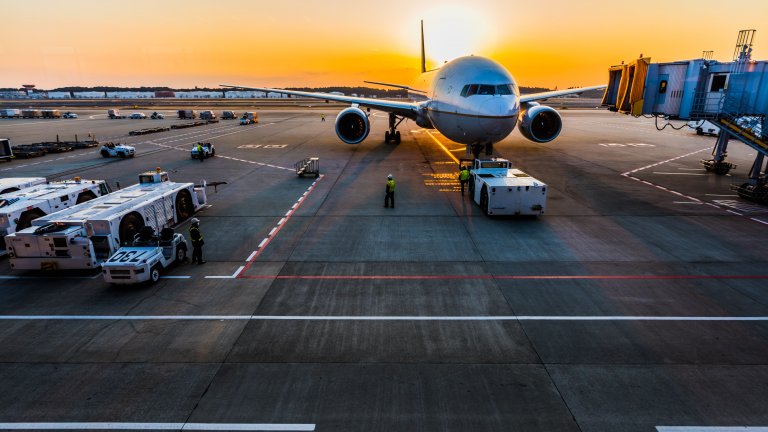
[602,30,768,203]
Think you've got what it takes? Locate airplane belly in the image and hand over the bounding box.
[434,113,517,145]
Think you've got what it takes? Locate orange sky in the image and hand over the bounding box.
[2,0,766,89]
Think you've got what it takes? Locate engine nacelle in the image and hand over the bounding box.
[518,103,562,143]
[335,107,370,144]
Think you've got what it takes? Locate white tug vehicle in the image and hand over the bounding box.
[6,168,206,271]
[0,178,111,255]
[100,142,135,158]
[102,226,188,284]
[467,158,547,216]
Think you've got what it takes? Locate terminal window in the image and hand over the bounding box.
[710,74,728,92]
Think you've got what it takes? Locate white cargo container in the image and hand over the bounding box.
[0,178,111,255]
[0,109,21,118]
[0,177,47,194]
[468,158,547,216]
[6,169,206,270]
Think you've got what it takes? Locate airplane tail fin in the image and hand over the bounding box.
[420,20,426,73]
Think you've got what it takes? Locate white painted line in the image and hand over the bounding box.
[751,218,768,225]
[705,194,739,197]
[0,422,316,431]
[277,218,286,226]
[673,202,703,204]
[204,276,235,279]
[159,276,191,279]
[246,251,258,262]
[258,238,268,248]
[727,210,744,216]
[2,315,768,321]
[657,427,768,432]
[652,172,707,175]
[285,210,292,217]
[231,266,244,278]
[268,228,277,236]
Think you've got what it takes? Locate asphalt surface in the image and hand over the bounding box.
[0,106,767,432]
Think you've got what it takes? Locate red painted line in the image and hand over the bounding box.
[236,274,768,280]
[237,176,324,278]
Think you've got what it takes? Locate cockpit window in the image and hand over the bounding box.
[461,84,517,97]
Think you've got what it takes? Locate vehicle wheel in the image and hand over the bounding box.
[191,154,196,159]
[76,191,97,204]
[468,175,475,196]
[175,189,194,221]
[211,148,215,157]
[150,265,161,284]
[118,152,126,158]
[384,131,390,143]
[175,246,187,263]
[16,209,44,232]
[480,186,489,215]
[395,131,401,144]
[100,150,110,158]
[118,212,144,245]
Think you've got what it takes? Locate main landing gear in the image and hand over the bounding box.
[468,142,494,158]
[385,113,404,144]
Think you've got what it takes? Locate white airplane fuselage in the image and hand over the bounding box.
[409,56,521,145]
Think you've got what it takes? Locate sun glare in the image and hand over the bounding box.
[422,4,495,67]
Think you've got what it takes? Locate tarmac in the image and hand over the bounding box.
[0,104,767,431]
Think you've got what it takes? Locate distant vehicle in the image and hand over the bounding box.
[102,227,188,284]
[240,111,258,125]
[0,109,20,118]
[150,112,165,120]
[0,139,13,162]
[62,112,78,119]
[130,113,146,120]
[222,110,237,120]
[199,110,217,120]
[40,109,61,119]
[177,109,196,120]
[191,142,215,159]
[100,142,135,158]
[107,109,125,119]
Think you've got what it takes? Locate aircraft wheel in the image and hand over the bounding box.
[384,131,390,143]
[395,131,401,144]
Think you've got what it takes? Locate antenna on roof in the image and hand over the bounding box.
[420,20,426,74]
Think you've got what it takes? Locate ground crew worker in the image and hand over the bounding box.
[189,218,205,264]
[196,143,204,162]
[321,113,325,122]
[384,174,395,208]
[459,165,470,195]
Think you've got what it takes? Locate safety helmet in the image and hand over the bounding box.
[387,174,393,179]
[190,218,199,225]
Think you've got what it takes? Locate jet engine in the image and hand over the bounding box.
[335,107,370,144]
[518,103,562,143]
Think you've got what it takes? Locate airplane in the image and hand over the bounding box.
[223,21,605,157]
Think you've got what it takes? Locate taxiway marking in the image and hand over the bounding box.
[236,176,324,277]
[425,130,460,164]
[657,427,768,432]
[0,423,315,431]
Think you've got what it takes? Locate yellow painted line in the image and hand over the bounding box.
[425,130,460,165]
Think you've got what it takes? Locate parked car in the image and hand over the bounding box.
[222,110,237,120]
[130,113,147,119]
[150,112,165,120]
[239,117,251,125]
[62,112,78,119]
[200,110,217,120]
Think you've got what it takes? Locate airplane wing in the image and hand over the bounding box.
[363,80,427,94]
[220,84,421,119]
[520,85,606,103]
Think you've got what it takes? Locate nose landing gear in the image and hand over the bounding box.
[385,113,404,144]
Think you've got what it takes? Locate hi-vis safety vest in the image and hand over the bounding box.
[387,179,395,192]
[459,169,470,181]
[189,225,203,245]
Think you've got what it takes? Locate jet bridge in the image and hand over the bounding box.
[602,30,768,203]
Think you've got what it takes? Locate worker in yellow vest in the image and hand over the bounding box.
[459,166,470,195]
[384,174,395,208]
[189,218,205,264]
